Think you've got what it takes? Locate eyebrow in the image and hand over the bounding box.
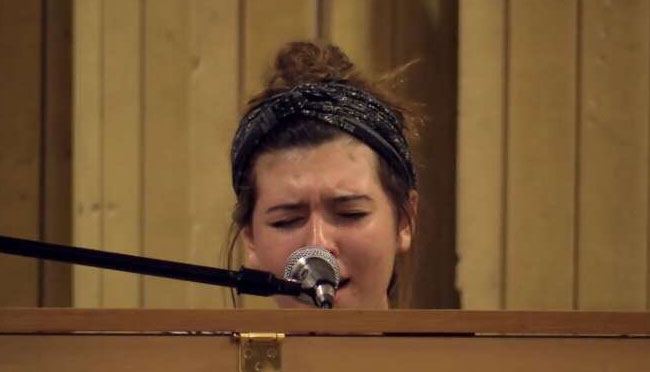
[330,194,372,203]
[264,195,372,214]
[265,203,306,214]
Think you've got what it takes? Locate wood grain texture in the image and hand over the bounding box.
[1,334,649,372]
[140,0,240,309]
[185,0,239,308]
[0,309,649,335]
[142,0,191,308]
[325,0,393,76]
[240,0,318,309]
[505,0,577,310]
[72,0,103,307]
[242,0,318,100]
[0,0,42,306]
[286,337,649,372]
[102,0,143,308]
[392,0,459,309]
[70,0,241,309]
[457,0,506,310]
[578,0,649,310]
[0,335,236,372]
[458,0,650,311]
[42,0,73,307]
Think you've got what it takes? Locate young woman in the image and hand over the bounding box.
[230,41,419,309]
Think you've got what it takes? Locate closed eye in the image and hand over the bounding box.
[270,217,304,229]
[337,212,368,220]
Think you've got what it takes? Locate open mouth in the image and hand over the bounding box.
[338,277,351,289]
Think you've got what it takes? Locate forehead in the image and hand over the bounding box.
[253,138,383,199]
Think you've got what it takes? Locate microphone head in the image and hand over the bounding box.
[283,246,340,307]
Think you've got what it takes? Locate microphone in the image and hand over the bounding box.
[283,246,340,309]
[0,235,342,308]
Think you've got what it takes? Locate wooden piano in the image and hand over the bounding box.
[0,309,649,371]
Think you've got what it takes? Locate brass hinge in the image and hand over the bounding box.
[235,332,285,372]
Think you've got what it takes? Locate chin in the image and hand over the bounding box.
[332,290,355,308]
[333,288,383,309]
[335,288,389,309]
[274,287,388,309]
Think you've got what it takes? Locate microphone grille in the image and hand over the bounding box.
[283,246,340,285]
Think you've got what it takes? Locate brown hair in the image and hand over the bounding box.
[227,41,420,306]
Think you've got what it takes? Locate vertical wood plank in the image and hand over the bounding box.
[73,0,104,307]
[324,0,393,76]
[42,0,73,307]
[241,0,318,308]
[185,0,239,309]
[102,0,142,307]
[457,0,506,309]
[0,0,42,306]
[242,0,318,100]
[579,0,649,310]
[143,0,191,308]
[505,0,577,310]
[392,0,458,309]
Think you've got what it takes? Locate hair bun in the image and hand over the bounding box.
[270,41,356,88]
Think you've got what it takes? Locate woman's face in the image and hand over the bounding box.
[243,137,414,309]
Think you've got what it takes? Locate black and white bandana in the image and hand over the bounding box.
[231,82,416,195]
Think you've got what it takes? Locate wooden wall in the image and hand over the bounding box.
[6,0,647,311]
[69,0,457,309]
[0,0,42,307]
[73,0,239,308]
[0,0,72,307]
[457,0,650,310]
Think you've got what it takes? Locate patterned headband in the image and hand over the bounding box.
[231,81,416,195]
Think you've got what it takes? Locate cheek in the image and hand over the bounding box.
[343,218,399,275]
[249,221,302,276]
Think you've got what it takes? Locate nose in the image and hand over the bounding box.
[306,214,339,257]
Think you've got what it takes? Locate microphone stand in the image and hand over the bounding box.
[0,235,303,299]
